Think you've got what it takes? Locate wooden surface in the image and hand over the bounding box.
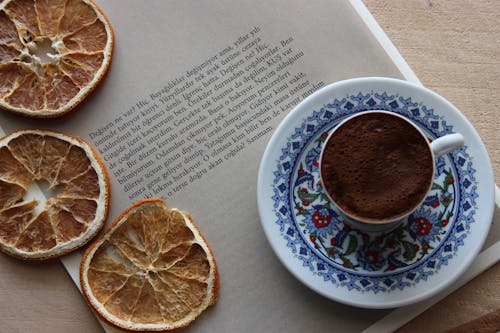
[0,254,102,332]
[363,0,500,332]
[0,1,498,332]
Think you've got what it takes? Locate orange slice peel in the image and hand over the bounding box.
[0,129,110,260]
[80,198,219,332]
[0,0,114,118]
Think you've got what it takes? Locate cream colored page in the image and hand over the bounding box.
[0,1,403,331]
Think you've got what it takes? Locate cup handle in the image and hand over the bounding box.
[430,133,464,157]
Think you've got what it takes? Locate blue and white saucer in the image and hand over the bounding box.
[257,77,494,308]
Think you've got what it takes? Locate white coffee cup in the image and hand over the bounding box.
[319,110,464,232]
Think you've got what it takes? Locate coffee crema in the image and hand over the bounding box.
[320,111,434,222]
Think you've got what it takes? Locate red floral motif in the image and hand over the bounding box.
[442,219,449,227]
[310,235,317,243]
[415,217,432,236]
[330,238,336,246]
[311,210,331,228]
[300,188,309,206]
[448,175,454,185]
[365,250,380,264]
[312,158,319,168]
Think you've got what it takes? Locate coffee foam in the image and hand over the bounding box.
[320,112,434,222]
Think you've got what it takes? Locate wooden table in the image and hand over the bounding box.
[0,1,498,332]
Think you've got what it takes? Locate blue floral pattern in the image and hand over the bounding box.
[271,92,478,292]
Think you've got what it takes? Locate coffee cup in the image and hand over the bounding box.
[319,110,464,232]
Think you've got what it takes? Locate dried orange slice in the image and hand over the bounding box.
[0,0,113,118]
[0,129,110,260]
[80,198,219,332]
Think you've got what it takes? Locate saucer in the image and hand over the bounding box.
[257,77,494,308]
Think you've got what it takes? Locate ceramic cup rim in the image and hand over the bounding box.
[319,110,435,225]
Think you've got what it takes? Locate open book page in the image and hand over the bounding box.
[0,0,414,331]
